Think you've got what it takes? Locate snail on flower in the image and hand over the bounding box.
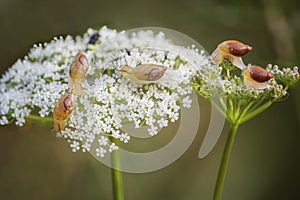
[53,93,74,132]
[243,65,273,90]
[69,51,89,96]
[120,64,167,83]
[211,40,252,70]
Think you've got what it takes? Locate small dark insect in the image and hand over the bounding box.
[164,54,168,60]
[125,48,131,56]
[88,33,100,45]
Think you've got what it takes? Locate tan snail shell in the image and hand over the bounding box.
[211,40,252,70]
[243,66,273,90]
[69,51,89,96]
[53,93,74,132]
[120,64,167,83]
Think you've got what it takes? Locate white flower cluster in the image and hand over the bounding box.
[0,26,211,157]
[0,35,85,126]
[193,59,299,102]
[267,64,299,87]
[192,51,299,124]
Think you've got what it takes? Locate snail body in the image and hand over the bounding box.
[243,66,273,90]
[69,51,89,96]
[53,93,74,132]
[120,64,167,83]
[211,40,252,70]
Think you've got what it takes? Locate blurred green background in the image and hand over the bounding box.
[0,0,300,199]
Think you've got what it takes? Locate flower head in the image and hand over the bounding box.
[192,41,299,125]
[0,26,210,157]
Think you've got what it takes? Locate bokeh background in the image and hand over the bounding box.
[0,0,300,199]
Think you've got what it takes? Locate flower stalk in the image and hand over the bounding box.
[110,143,124,200]
[192,39,299,200]
[25,114,54,124]
[213,123,238,200]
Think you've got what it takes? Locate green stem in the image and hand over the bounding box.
[25,114,54,124]
[238,101,272,124]
[226,69,230,78]
[213,123,239,200]
[110,139,124,200]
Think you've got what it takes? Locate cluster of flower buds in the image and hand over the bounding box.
[120,63,168,84]
[211,40,273,90]
[53,51,89,132]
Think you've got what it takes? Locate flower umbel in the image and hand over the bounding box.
[192,50,299,125]
[0,26,210,157]
[192,39,299,200]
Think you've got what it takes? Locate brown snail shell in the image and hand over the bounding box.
[53,93,74,132]
[218,40,252,57]
[249,66,273,82]
[69,51,89,95]
[211,40,252,70]
[120,64,167,83]
[243,66,273,90]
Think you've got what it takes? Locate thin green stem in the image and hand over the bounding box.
[236,102,254,123]
[25,114,53,124]
[226,69,230,78]
[110,138,124,200]
[239,101,273,124]
[213,123,239,200]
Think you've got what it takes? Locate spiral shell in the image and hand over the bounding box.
[53,93,74,132]
[211,40,252,70]
[120,64,167,83]
[243,66,273,90]
[218,40,252,57]
[249,66,273,82]
[69,51,89,95]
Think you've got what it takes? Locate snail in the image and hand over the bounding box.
[243,65,273,90]
[53,93,74,133]
[69,51,89,96]
[120,64,167,83]
[211,40,252,70]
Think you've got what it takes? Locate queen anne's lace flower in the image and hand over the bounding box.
[0,26,211,157]
[192,51,299,124]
